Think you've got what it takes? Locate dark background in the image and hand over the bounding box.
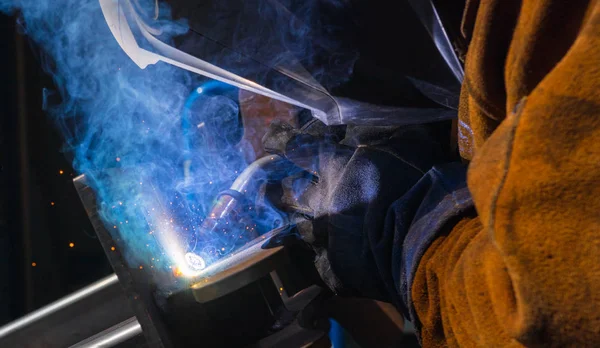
[0,14,112,325]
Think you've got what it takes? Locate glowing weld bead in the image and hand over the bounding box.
[173,267,183,277]
[185,252,206,271]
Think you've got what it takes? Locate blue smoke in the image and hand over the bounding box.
[1,0,356,290]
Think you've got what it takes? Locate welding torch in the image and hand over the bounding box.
[189,155,289,263]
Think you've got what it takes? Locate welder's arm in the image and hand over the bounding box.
[408,1,600,346]
[262,120,453,305]
[264,1,600,346]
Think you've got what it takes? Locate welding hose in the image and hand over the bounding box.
[181,80,242,183]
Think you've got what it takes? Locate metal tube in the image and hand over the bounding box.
[230,155,283,193]
[0,274,119,339]
[199,155,283,238]
[69,317,142,348]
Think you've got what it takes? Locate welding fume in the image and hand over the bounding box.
[4,0,597,346]
[94,0,458,297]
[2,0,459,345]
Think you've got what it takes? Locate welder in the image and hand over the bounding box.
[262,0,600,346]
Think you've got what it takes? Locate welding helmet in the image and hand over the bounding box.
[100,0,463,126]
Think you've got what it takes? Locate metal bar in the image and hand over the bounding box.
[0,274,119,339]
[70,317,142,348]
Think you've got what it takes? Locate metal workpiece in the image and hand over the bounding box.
[74,174,176,348]
[190,237,286,303]
[73,173,327,347]
[70,317,143,348]
[0,274,135,348]
[0,275,117,338]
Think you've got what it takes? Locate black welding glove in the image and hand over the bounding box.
[262,119,452,304]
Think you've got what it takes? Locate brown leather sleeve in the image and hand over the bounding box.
[412,0,600,346]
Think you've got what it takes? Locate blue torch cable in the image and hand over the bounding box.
[329,318,346,348]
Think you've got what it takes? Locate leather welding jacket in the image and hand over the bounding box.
[403,0,600,346]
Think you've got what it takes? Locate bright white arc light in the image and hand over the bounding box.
[185,252,206,271]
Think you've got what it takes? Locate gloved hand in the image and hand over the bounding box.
[262,119,448,302]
